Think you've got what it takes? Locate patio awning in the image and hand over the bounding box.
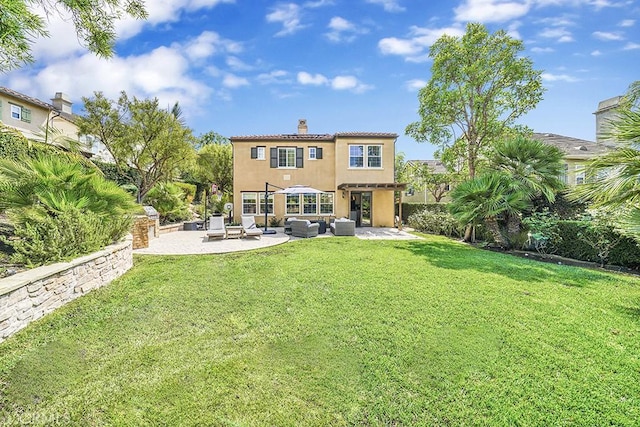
[337,183,408,191]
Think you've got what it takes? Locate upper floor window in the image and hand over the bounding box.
[8,104,31,123]
[349,144,382,168]
[251,146,266,160]
[279,147,296,168]
[309,147,317,159]
[575,164,585,185]
[10,104,21,120]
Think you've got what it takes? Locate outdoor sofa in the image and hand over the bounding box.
[290,219,320,238]
[330,218,355,236]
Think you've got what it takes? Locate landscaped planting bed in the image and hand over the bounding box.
[1,235,639,425]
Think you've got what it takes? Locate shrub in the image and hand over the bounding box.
[174,182,197,204]
[408,209,464,237]
[5,209,118,266]
[0,154,136,267]
[522,210,562,256]
[400,202,449,222]
[555,220,640,269]
[143,182,192,224]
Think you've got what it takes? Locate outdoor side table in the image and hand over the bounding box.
[226,226,244,239]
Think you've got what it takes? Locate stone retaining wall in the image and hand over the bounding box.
[0,237,133,343]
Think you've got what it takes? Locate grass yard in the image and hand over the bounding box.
[1,234,639,426]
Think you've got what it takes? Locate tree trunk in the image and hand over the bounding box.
[485,217,510,249]
[463,224,474,242]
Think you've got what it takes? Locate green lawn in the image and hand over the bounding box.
[1,235,639,426]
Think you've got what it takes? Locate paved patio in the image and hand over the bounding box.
[134,227,422,255]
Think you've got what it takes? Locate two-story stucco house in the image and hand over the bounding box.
[231,120,406,228]
[0,87,81,148]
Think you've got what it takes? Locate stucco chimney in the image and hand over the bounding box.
[51,92,73,115]
[593,96,621,143]
[298,119,308,134]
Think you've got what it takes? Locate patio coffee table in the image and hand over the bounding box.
[225,226,244,239]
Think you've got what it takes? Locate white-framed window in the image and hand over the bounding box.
[367,145,382,167]
[242,193,258,214]
[349,144,382,168]
[309,147,317,160]
[10,104,21,120]
[257,146,265,160]
[278,147,296,168]
[560,163,569,185]
[286,194,300,214]
[319,193,334,215]
[258,193,274,215]
[575,164,585,185]
[303,194,317,214]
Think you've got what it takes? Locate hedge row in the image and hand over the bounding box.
[555,221,640,269]
[399,203,448,222]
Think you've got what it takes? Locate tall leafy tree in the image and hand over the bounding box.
[1,0,147,72]
[195,138,233,194]
[409,161,458,203]
[406,22,545,180]
[77,91,197,203]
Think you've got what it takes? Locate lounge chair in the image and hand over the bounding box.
[330,218,355,236]
[206,216,226,240]
[290,219,319,238]
[241,215,263,239]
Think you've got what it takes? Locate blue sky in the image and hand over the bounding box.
[2,0,639,159]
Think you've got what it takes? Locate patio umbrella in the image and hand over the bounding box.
[275,185,323,194]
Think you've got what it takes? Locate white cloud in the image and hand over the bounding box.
[454,0,530,23]
[226,56,253,71]
[296,72,371,93]
[592,31,624,41]
[304,0,334,7]
[619,19,635,27]
[378,26,465,62]
[266,3,305,36]
[623,42,640,50]
[182,31,242,61]
[297,72,329,85]
[539,27,574,42]
[257,70,292,84]
[531,46,555,53]
[365,0,405,12]
[325,16,368,43]
[330,75,373,93]
[405,79,427,91]
[222,74,250,88]
[542,72,579,82]
[591,49,602,56]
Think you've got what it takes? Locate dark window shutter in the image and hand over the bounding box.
[316,147,323,159]
[270,147,278,168]
[296,147,303,168]
[0,100,3,119]
[21,107,31,123]
[251,147,257,159]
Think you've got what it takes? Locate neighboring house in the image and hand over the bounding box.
[531,132,614,186]
[0,87,84,151]
[403,159,452,204]
[231,120,406,227]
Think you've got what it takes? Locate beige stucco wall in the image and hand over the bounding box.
[333,136,396,186]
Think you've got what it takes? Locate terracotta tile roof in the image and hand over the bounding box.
[231,131,398,141]
[532,132,615,159]
[231,133,334,141]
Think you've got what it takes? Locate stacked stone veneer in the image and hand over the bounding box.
[0,237,133,343]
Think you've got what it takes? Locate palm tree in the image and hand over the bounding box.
[487,135,565,235]
[570,81,640,241]
[449,172,531,248]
